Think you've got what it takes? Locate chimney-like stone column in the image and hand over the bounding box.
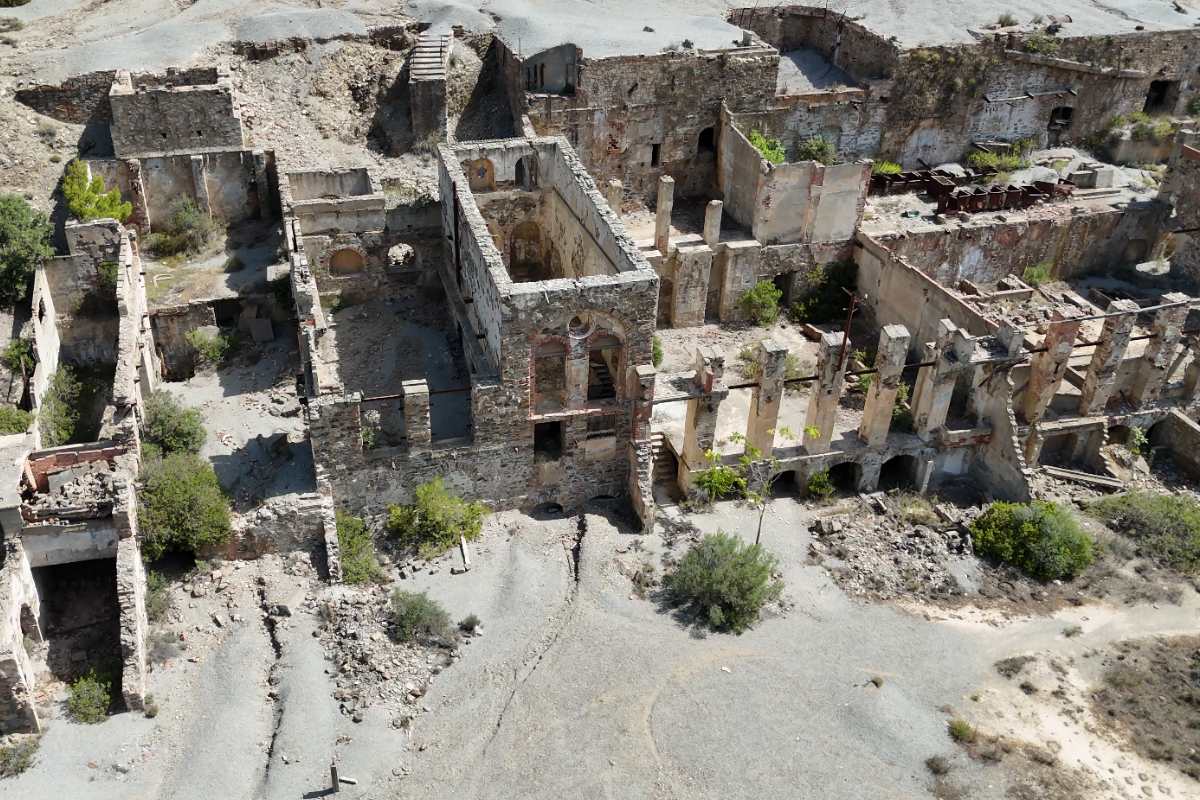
[1079,299,1139,415]
[803,331,847,454]
[1021,312,1082,424]
[402,379,431,447]
[745,339,789,454]
[655,175,675,256]
[1131,292,1190,406]
[703,199,723,246]
[858,324,911,447]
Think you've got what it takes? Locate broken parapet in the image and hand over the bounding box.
[409,31,451,142]
[803,331,847,454]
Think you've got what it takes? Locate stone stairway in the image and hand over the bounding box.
[410,31,450,83]
[650,431,677,485]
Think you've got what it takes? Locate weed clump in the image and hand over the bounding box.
[67,671,111,724]
[389,590,453,643]
[739,280,782,326]
[185,329,235,367]
[662,531,783,633]
[794,136,835,164]
[0,735,38,778]
[144,198,214,257]
[1021,262,1052,286]
[1090,491,1200,573]
[748,130,785,164]
[872,160,902,176]
[947,718,976,743]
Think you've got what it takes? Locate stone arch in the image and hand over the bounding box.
[878,454,919,492]
[466,158,495,191]
[329,247,366,276]
[827,461,861,494]
[515,155,539,190]
[697,126,715,154]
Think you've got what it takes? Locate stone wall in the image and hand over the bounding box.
[733,5,899,82]
[0,541,40,734]
[109,68,246,158]
[731,93,886,164]
[149,303,217,380]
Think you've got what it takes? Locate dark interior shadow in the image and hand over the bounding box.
[454,40,516,141]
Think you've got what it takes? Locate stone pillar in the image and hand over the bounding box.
[627,364,657,531]
[1131,292,1191,407]
[718,240,761,322]
[402,379,431,447]
[1021,312,1083,424]
[655,175,675,256]
[628,364,657,441]
[803,331,847,454]
[858,324,911,447]
[1079,299,1139,415]
[124,158,151,233]
[680,348,728,489]
[745,339,788,455]
[606,179,623,213]
[189,155,213,217]
[565,335,590,409]
[703,200,723,246]
[252,148,272,219]
[911,319,959,441]
[671,244,713,328]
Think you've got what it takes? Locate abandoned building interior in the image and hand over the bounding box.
[5,2,1200,798]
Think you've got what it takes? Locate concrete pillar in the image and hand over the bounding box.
[858,324,911,447]
[1131,292,1191,407]
[627,364,657,532]
[655,175,675,256]
[718,240,760,322]
[1021,312,1083,424]
[605,179,623,213]
[911,319,959,441]
[402,379,431,447]
[803,331,847,454]
[1079,299,1139,415]
[745,339,789,455]
[671,244,713,328]
[189,155,212,217]
[565,335,589,409]
[680,348,728,488]
[703,199,723,246]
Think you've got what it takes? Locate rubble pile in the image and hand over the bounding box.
[23,461,118,519]
[315,590,460,723]
[807,514,978,601]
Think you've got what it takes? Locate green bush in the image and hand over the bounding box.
[1022,33,1059,55]
[0,404,31,435]
[185,329,234,366]
[143,390,206,454]
[1131,116,1175,142]
[1022,262,1052,286]
[1126,427,1148,456]
[694,450,747,501]
[67,671,111,724]
[739,280,783,326]
[948,718,977,743]
[0,194,53,304]
[138,452,232,561]
[788,260,856,325]
[146,570,171,622]
[389,590,453,643]
[794,136,835,165]
[872,160,903,175]
[1090,491,1200,573]
[144,198,214,256]
[39,366,81,446]
[806,469,834,499]
[662,532,783,633]
[336,511,385,584]
[385,477,488,559]
[62,160,132,223]
[970,501,1094,581]
[892,381,913,431]
[966,149,1026,173]
[458,613,481,634]
[652,335,663,368]
[0,0,32,7]
[2,338,33,374]
[0,735,38,778]
[1187,96,1200,117]
[748,130,785,164]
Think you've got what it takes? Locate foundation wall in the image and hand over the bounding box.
[109,68,245,159]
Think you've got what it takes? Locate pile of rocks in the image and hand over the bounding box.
[316,590,460,723]
[808,515,978,601]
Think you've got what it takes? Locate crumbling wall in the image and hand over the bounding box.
[149,303,217,380]
[0,542,41,734]
[109,68,246,158]
[732,5,899,82]
[731,94,886,163]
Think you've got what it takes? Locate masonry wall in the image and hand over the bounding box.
[731,94,886,164]
[733,5,900,82]
[109,68,245,158]
[0,542,40,734]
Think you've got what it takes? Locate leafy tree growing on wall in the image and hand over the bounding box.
[0,194,52,304]
[62,160,133,223]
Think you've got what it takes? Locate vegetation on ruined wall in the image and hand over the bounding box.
[748,130,785,165]
[144,198,214,257]
[385,477,488,559]
[1090,492,1200,573]
[694,450,748,501]
[662,531,783,633]
[806,469,834,499]
[1021,33,1060,55]
[336,511,385,584]
[138,452,232,561]
[62,160,132,223]
[67,670,112,724]
[794,136,835,165]
[0,193,52,304]
[739,280,782,326]
[872,160,902,176]
[970,501,1094,581]
[788,260,856,325]
[0,404,32,435]
[892,46,999,123]
[1021,261,1053,286]
[389,590,453,643]
[2,338,34,375]
[143,390,206,455]
[39,366,81,446]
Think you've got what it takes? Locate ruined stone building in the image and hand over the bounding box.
[9,1,1200,736]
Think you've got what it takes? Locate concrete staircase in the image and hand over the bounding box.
[650,432,678,485]
[409,31,451,140]
[410,31,450,83]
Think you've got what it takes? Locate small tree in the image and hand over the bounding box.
[662,532,783,633]
[62,160,132,223]
[385,477,488,559]
[143,390,206,454]
[970,501,1093,581]
[0,194,52,304]
[39,366,81,446]
[67,670,111,724]
[336,511,385,584]
[0,405,31,435]
[138,452,232,561]
[739,280,783,326]
[389,590,453,643]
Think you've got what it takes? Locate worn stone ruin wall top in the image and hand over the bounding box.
[109,68,245,158]
[732,5,900,81]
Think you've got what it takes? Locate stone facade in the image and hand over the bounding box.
[109,68,246,158]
